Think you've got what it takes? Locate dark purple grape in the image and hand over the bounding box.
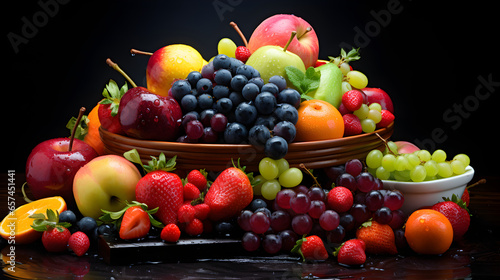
[210,113,228,132]
[290,193,311,214]
[237,210,253,232]
[388,209,406,230]
[345,159,363,177]
[186,120,204,140]
[308,200,326,219]
[339,213,355,232]
[270,210,291,232]
[350,203,371,224]
[326,225,346,244]
[319,210,340,231]
[373,207,393,224]
[275,189,295,210]
[279,230,298,252]
[291,214,313,235]
[384,190,404,211]
[307,186,326,202]
[356,172,376,193]
[242,232,260,252]
[250,211,270,234]
[336,173,356,192]
[324,165,345,182]
[365,190,384,212]
[262,234,282,254]
[200,127,217,143]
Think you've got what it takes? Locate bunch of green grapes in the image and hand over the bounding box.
[365,141,470,182]
[329,48,369,93]
[255,157,303,200]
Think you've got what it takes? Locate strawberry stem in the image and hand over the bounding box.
[69,107,86,152]
[229,21,248,47]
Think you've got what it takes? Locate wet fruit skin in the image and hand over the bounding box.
[118,87,183,141]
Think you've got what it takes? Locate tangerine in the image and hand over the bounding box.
[85,104,105,155]
[0,196,67,244]
[405,209,453,255]
[295,99,344,142]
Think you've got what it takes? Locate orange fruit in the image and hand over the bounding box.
[405,209,453,255]
[0,196,67,244]
[295,99,344,142]
[85,104,105,155]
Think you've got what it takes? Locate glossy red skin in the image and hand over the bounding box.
[361,87,394,114]
[98,103,124,134]
[25,138,98,207]
[118,87,182,141]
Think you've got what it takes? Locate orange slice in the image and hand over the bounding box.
[0,196,67,244]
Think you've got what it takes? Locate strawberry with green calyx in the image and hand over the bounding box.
[204,159,255,221]
[98,79,128,134]
[29,209,72,252]
[432,194,471,241]
[98,201,163,230]
[291,235,329,261]
[123,149,176,175]
[356,220,398,255]
[334,239,366,266]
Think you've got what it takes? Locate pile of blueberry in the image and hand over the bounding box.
[170,54,302,159]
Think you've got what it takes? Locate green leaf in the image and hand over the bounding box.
[66,115,89,140]
[28,213,46,220]
[106,80,120,99]
[285,66,321,95]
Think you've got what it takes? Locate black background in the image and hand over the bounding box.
[3,0,498,177]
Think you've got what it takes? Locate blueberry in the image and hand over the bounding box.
[241,83,260,101]
[273,121,296,143]
[230,74,248,92]
[215,98,233,114]
[77,217,98,236]
[224,122,248,144]
[254,92,277,115]
[229,91,244,107]
[254,115,278,130]
[197,93,214,110]
[236,65,256,80]
[181,94,198,112]
[274,103,299,124]
[214,222,236,237]
[268,75,287,92]
[265,136,288,159]
[234,102,258,126]
[187,71,203,88]
[248,124,271,146]
[213,85,230,99]
[59,210,77,225]
[196,78,213,94]
[171,80,192,101]
[248,77,264,90]
[261,83,280,97]
[249,199,268,212]
[213,54,231,70]
[214,69,232,86]
[228,57,244,75]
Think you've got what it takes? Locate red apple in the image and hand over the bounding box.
[361,87,394,113]
[25,138,98,208]
[395,141,420,154]
[247,14,319,69]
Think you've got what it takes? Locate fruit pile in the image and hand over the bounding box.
[1,13,476,270]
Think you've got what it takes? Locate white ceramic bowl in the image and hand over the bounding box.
[382,166,474,215]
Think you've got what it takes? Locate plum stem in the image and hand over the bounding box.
[283,31,297,52]
[69,107,86,152]
[130,49,153,56]
[106,58,138,88]
[229,21,248,47]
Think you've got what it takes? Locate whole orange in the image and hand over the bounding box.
[295,99,344,142]
[405,209,453,255]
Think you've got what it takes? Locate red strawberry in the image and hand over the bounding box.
[343,114,362,136]
[193,203,210,221]
[356,220,398,255]
[342,90,364,112]
[327,186,354,213]
[183,182,201,200]
[136,170,184,225]
[178,204,196,223]
[68,231,90,256]
[335,239,366,266]
[161,224,181,242]
[431,195,470,241]
[187,169,208,191]
[42,227,71,253]
[185,218,204,236]
[235,46,251,63]
[461,189,470,207]
[376,109,395,129]
[119,206,151,240]
[292,235,329,261]
[205,167,253,221]
[98,79,127,134]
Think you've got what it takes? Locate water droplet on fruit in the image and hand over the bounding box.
[131,53,135,57]
[154,116,159,122]
[145,107,151,113]
[141,119,146,126]
[154,99,160,106]
[176,58,183,64]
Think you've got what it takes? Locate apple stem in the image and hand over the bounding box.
[106,58,138,88]
[69,107,86,152]
[297,27,312,40]
[229,21,248,47]
[283,31,297,52]
[131,49,153,56]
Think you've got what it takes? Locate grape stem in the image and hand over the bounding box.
[68,107,86,152]
[229,21,248,47]
[375,133,398,155]
[299,163,321,188]
[106,58,138,88]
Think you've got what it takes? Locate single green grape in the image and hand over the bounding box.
[376,166,391,180]
[451,160,466,175]
[410,165,427,182]
[393,170,411,181]
[259,157,279,180]
[368,103,382,112]
[261,180,281,200]
[453,154,470,166]
[432,149,447,163]
[354,104,369,119]
[276,158,290,176]
[406,154,421,168]
[252,175,265,196]
[386,141,398,155]
[417,150,431,162]
[347,70,368,89]
[367,109,382,124]
[217,38,237,58]
[381,154,397,172]
[361,118,376,133]
[278,167,303,188]
[424,160,439,177]
[339,62,351,75]
[437,162,453,178]
[341,81,352,93]
[395,156,409,171]
[366,149,383,168]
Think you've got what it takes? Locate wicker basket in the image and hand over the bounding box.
[100,122,394,172]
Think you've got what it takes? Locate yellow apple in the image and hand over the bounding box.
[73,155,142,219]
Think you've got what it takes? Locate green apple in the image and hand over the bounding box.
[307,62,343,108]
[246,32,306,83]
[73,155,142,219]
